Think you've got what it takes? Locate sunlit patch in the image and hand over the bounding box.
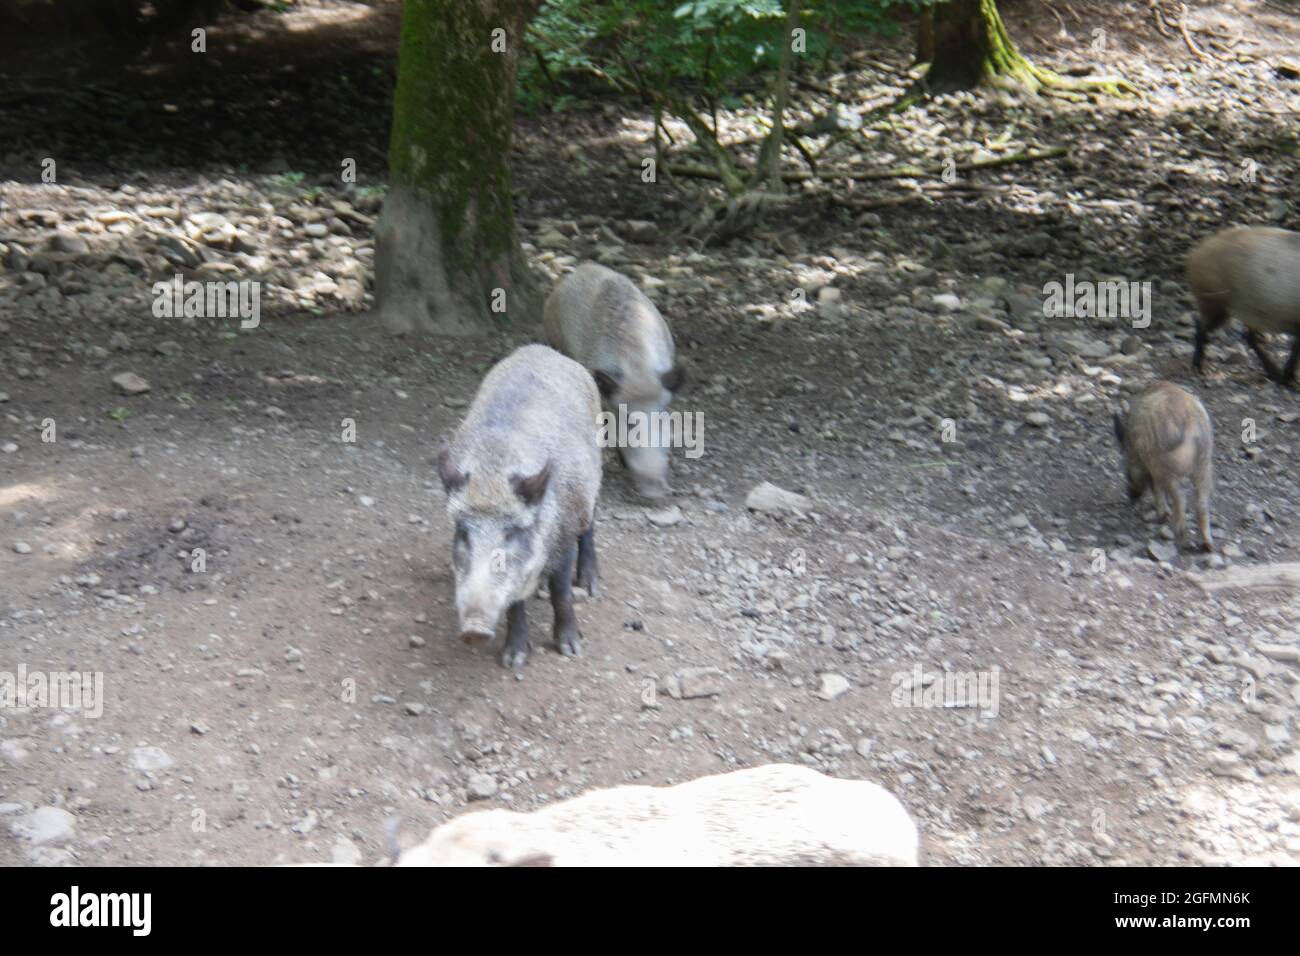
[1180,780,1300,865]
[0,481,57,509]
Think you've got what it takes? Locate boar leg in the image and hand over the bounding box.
[1280,335,1300,388]
[1243,329,1284,382]
[1193,471,1214,552]
[575,525,598,596]
[549,541,582,658]
[500,600,531,669]
[1163,481,1187,549]
[1195,493,1214,552]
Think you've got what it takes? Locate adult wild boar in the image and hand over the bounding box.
[544,263,684,500]
[1187,226,1300,385]
[437,345,601,668]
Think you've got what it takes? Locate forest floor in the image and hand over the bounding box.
[1,0,1299,866]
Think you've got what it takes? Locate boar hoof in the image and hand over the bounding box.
[555,630,582,657]
[500,645,530,669]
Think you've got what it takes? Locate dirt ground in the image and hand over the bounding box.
[1,0,1299,866]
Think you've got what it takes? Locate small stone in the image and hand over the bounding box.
[646,505,683,528]
[111,372,151,395]
[817,673,851,701]
[745,482,810,515]
[1023,795,1050,822]
[665,667,724,700]
[467,773,498,800]
[13,542,32,555]
[403,701,426,716]
[130,746,174,772]
[1025,412,1050,427]
[1147,541,1178,563]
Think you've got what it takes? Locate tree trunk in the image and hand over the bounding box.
[758,0,802,194]
[921,0,1026,92]
[373,0,540,336]
[917,0,1135,96]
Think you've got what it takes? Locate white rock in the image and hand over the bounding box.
[745,482,810,515]
[817,673,851,701]
[111,372,151,395]
[9,806,76,846]
[131,746,175,772]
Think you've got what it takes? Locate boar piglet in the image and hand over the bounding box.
[544,262,684,500]
[1113,380,1214,552]
[437,345,602,668]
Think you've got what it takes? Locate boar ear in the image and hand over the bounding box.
[660,363,685,393]
[511,460,551,506]
[591,369,620,399]
[435,446,467,493]
[509,852,555,867]
[1112,412,1126,449]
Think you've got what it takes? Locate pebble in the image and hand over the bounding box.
[817,673,851,701]
[130,746,175,772]
[467,773,498,800]
[665,667,724,699]
[111,372,151,395]
[646,505,683,527]
[745,482,810,515]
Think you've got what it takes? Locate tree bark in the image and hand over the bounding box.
[758,0,802,193]
[917,0,1135,96]
[374,0,540,336]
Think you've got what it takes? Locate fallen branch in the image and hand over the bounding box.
[1194,562,1300,593]
[663,146,1066,185]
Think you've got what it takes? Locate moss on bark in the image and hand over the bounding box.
[374,0,540,335]
[921,0,1137,98]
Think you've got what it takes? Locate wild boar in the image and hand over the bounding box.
[543,262,684,500]
[437,345,601,668]
[1187,226,1300,385]
[396,763,919,867]
[1112,380,1214,552]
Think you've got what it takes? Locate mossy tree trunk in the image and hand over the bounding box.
[918,0,1135,97]
[374,0,541,336]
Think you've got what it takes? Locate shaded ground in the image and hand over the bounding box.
[1,0,1299,865]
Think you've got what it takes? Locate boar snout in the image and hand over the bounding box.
[456,576,508,644]
[623,445,671,500]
